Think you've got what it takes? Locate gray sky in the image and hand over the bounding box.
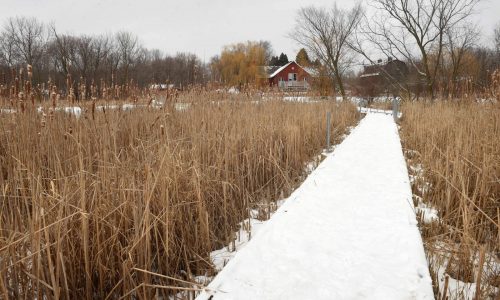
[1,0,498,61]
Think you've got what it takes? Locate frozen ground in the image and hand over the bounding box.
[196,113,433,300]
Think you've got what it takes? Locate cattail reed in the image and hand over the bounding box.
[51,86,57,109]
[67,73,74,103]
[79,76,86,101]
[0,95,359,299]
[91,99,96,120]
[401,101,500,299]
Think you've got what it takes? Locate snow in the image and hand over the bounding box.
[227,87,240,94]
[268,61,294,78]
[1,106,82,117]
[210,217,269,272]
[405,156,499,298]
[55,106,82,117]
[282,96,313,103]
[196,114,433,300]
[429,244,500,299]
[358,106,403,118]
[407,163,439,224]
[174,103,190,111]
[360,72,381,78]
[0,108,16,114]
[414,196,439,224]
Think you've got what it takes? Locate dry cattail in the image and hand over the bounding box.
[27,64,33,80]
[91,99,96,120]
[14,76,19,97]
[30,93,35,106]
[51,90,57,109]
[19,67,24,89]
[25,80,31,96]
[67,73,73,103]
[41,112,47,127]
[79,77,85,101]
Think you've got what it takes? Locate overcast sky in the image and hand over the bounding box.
[1,0,498,61]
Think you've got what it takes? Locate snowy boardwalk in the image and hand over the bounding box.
[196,113,433,300]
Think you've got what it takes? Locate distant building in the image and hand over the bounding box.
[261,61,313,91]
[358,58,408,97]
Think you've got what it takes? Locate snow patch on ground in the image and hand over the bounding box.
[227,87,239,94]
[55,106,82,117]
[407,162,439,224]
[404,149,500,299]
[0,108,16,114]
[282,96,312,102]
[358,106,403,118]
[414,196,439,224]
[174,103,190,111]
[428,244,500,299]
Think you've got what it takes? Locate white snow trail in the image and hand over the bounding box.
[196,113,434,300]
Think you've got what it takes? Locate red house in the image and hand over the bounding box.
[262,61,313,91]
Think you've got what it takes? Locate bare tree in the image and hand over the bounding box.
[90,35,111,80]
[258,40,274,64]
[495,22,500,54]
[366,0,480,98]
[115,31,140,83]
[0,17,208,89]
[73,35,94,79]
[445,23,479,84]
[105,39,120,84]
[0,31,16,67]
[4,16,46,68]
[49,24,78,75]
[290,3,363,99]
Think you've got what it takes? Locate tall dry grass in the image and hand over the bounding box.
[401,101,500,299]
[0,95,358,299]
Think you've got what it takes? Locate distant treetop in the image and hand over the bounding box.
[269,52,289,66]
[295,48,311,67]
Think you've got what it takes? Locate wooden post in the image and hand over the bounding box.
[392,97,399,122]
[326,112,331,151]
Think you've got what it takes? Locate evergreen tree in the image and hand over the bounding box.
[278,53,289,66]
[269,55,280,66]
[295,48,311,66]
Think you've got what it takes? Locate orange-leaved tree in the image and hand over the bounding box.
[212,41,271,87]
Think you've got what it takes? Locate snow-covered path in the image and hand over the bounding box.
[196,113,434,300]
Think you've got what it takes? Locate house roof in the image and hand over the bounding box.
[260,61,294,78]
[303,66,319,77]
[359,59,408,79]
[269,61,294,78]
[261,61,313,78]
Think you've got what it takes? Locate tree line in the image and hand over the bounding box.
[2,1,499,100]
[0,16,209,99]
[291,0,500,99]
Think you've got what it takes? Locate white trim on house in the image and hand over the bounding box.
[360,72,380,78]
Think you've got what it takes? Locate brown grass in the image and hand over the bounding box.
[0,93,359,299]
[401,101,500,299]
